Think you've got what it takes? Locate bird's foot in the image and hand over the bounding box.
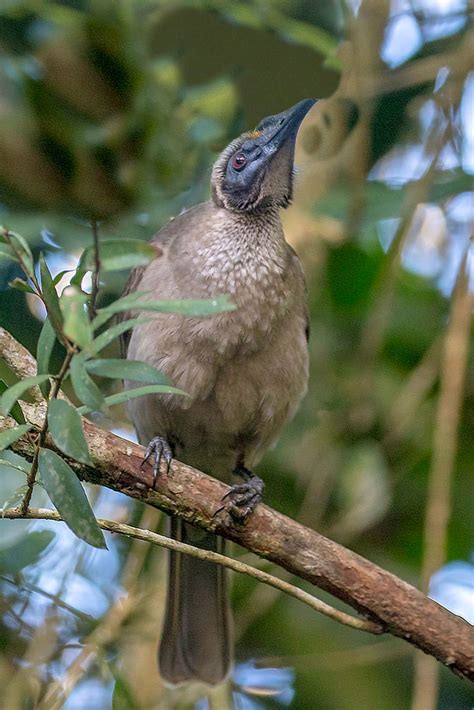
[216,466,264,522]
[141,436,173,489]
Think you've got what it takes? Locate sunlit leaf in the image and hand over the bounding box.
[70,265,88,288]
[61,286,92,349]
[8,277,36,294]
[77,383,188,415]
[70,355,105,412]
[52,269,72,287]
[37,317,56,397]
[79,239,158,273]
[0,375,50,417]
[0,424,31,451]
[38,448,106,549]
[85,358,171,385]
[47,399,92,464]
[39,253,64,335]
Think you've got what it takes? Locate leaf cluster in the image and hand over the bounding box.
[0,225,234,549]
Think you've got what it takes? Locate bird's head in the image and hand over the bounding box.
[211,98,316,213]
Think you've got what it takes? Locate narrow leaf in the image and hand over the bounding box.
[52,269,72,287]
[0,380,26,424]
[0,459,30,476]
[95,292,236,323]
[1,484,29,511]
[0,375,51,416]
[70,355,105,412]
[0,243,18,262]
[38,448,106,549]
[91,316,153,354]
[39,253,64,335]
[0,424,31,451]
[5,230,34,276]
[8,277,36,294]
[77,384,188,415]
[85,359,171,385]
[79,239,157,273]
[61,287,92,349]
[48,399,91,464]
[70,266,87,288]
[0,449,30,473]
[37,317,56,397]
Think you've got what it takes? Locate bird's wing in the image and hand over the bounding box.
[117,202,214,356]
[288,244,310,343]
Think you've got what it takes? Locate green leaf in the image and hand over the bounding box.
[4,230,34,276]
[0,375,51,417]
[79,239,157,273]
[0,531,55,573]
[90,316,153,353]
[0,459,30,476]
[61,287,92,349]
[112,675,138,710]
[0,380,26,424]
[1,484,28,510]
[0,243,18,262]
[38,448,106,549]
[70,355,105,412]
[39,253,64,335]
[8,277,36,294]
[37,317,56,397]
[0,449,30,473]
[47,399,91,464]
[52,269,72,287]
[0,424,32,451]
[77,384,188,415]
[70,266,88,288]
[85,358,171,385]
[94,292,235,327]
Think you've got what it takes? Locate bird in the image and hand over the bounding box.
[121,98,314,687]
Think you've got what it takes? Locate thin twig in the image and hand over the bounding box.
[0,575,95,624]
[411,252,473,710]
[19,345,76,515]
[38,509,160,707]
[88,219,101,319]
[0,506,381,635]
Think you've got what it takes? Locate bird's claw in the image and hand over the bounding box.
[141,436,173,489]
[214,467,264,522]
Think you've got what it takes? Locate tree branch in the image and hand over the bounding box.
[1,327,473,682]
[0,507,380,634]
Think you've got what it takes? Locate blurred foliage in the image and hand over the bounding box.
[0,0,473,709]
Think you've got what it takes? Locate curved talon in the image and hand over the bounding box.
[141,436,173,489]
[216,467,264,522]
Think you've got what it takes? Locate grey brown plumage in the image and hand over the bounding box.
[121,99,314,686]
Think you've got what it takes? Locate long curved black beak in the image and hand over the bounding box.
[264,98,316,151]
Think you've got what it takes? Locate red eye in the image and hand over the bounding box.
[231,153,247,171]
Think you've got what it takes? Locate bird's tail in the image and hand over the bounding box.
[158,516,233,686]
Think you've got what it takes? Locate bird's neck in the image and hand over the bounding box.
[195,207,289,298]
